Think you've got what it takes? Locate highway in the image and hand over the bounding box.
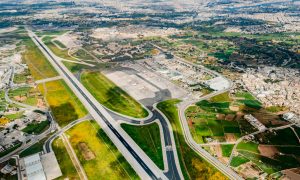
[27,29,166,180]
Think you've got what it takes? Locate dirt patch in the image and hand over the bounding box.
[282,168,300,180]
[14,95,26,102]
[77,142,95,160]
[258,145,278,158]
[238,162,261,179]
[216,114,225,120]
[235,111,244,121]
[211,145,222,158]
[37,98,46,109]
[229,105,239,111]
[252,109,288,127]
[225,133,236,142]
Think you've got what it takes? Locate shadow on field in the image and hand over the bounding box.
[51,102,78,126]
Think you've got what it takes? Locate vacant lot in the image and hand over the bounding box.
[67,120,139,180]
[38,80,87,126]
[81,71,148,118]
[52,137,79,180]
[9,86,40,106]
[157,99,227,180]
[22,36,58,80]
[121,123,164,169]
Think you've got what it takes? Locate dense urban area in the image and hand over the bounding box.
[0,0,299,180]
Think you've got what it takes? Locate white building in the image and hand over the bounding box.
[204,76,230,91]
[20,152,62,180]
[22,153,46,180]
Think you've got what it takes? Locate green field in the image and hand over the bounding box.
[22,36,58,80]
[185,91,269,144]
[221,144,234,157]
[8,86,39,106]
[67,120,139,180]
[210,92,232,102]
[19,138,47,157]
[235,91,256,100]
[13,69,30,84]
[230,155,250,167]
[0,90,6,112]
[4,111,24,120]
[52,137,80,179]
[38,80,87,127]
[186,104,241,143]
[265,106,287,113]
[121,123,164,169]
[42,36,76,60]
[62,61,90,73]
[157,99,227,180]
[0,143,22,158]
[22,120,50,134]
[236,141,259,153]
[81,71,148,118]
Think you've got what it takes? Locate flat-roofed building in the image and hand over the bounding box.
[204,76,230,91]
[22,153,46,180]
[20,152,62,180]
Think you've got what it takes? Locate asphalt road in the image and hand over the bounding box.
[29,30,164,180]
[109,107,182,179]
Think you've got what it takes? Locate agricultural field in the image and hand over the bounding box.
[164,30,300,69]
[52,137,80,180]
[80,71,148,118]
[185,91,287,144]
[37,80,87,127]
[21,36,58,80]
[13,69,30,84]
[231,128,300,176]
[221,144,234,157]
[121,123,164,169]
[8,86,42,106]
[66,120,139,180]
[157,99,227,180]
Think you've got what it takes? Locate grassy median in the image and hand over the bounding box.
[38,80,87,127]
[121,123,164,169]
[157,99,227,180]
[66,120,139,180]
[81,71,148,118]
